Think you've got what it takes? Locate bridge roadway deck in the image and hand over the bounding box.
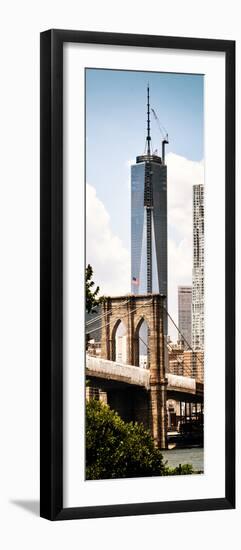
[86,355,203,402]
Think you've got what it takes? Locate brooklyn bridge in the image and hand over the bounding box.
[86,294,204,450]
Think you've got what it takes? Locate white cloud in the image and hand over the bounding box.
[167,152,204,241]
[167,152,204,337]
[86,184,130,296]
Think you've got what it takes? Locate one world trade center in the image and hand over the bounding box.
[131,85,168,321]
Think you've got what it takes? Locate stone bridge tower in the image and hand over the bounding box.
[100,293,167,448]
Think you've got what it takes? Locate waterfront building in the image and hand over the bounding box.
[183,350,204,382]
[167,341,204,383]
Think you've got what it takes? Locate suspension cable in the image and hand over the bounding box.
[86,300,203,377]
[86,298,154,336]
[138,335,199,377]
[163,305,204,369]
[86,298,130,326]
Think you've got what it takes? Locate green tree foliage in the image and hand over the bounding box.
[86,399,194,480]
[86,399,195,479]
[85,264,102,314]
[164,463,194,475]
[86,399,165,479]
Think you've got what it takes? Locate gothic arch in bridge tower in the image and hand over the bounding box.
[100,294,167,448]
[111,319,127,364]
[133,316,149,368]
[101,294,166,376]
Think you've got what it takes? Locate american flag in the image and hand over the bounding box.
[132,276,140,286]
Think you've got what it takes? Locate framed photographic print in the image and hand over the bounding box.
[40,29,235,520]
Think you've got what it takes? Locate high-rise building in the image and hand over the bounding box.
[192,184,204,350]
[178,286,192,347]
[131,86,168,320]
[116,334,127,364]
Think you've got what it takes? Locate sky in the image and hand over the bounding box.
[85,68,204,337]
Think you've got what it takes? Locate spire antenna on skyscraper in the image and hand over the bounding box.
[146,84,151,156]
[131,86,168,334]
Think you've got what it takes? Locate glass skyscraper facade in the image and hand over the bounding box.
[131,159,167,296]
[131,86,168,332]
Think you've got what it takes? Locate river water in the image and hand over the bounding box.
[161,447,204,472]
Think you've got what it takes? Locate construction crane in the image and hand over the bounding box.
[151,108,169,164]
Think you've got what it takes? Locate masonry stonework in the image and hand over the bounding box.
[100,294,168,448]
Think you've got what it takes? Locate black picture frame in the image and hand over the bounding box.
[40,29,235,521]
